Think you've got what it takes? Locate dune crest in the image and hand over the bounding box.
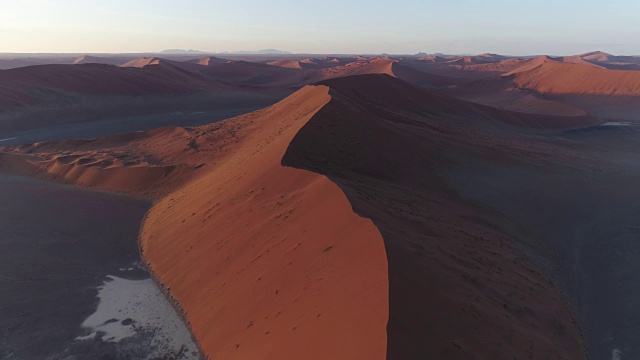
[140,85,388,359]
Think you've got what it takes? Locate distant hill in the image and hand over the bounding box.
[216,49,292,55]
[159,49,206,55]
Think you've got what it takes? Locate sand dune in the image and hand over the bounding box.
[446,59,640,120]
[120,57,165,68]
[444,56,475,65]
[501,55,559,75]
[120,56,208,73]
[509,61,640,96]
[580,51,640,64]
[1,73,600,359]
[0,57,75,70]
[0,85,391,360]
[186,56,228,67]
[141,86,388,360]
[581,51,615,63]
[3,48,640,359]
[311,57,463,87]
[73,55,132,66]
[201,57,462,88]
[0,60,291,136]
[298,57,354,68]
[417,55,449,63]
[267,59,303,69]
[0,126,202,197]
[201,60,304,86]
[402,52,633,81]
[403,55,525,80]
[283,74,587,359]
[555,55,606,68]
[0,63,223,110]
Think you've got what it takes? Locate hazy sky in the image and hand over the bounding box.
[1,0,639,55]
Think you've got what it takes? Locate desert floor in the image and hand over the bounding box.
[0,174,200,359]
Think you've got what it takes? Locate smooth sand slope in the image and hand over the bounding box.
[140,86,388,360]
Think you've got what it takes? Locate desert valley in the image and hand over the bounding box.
[1,45,640,360]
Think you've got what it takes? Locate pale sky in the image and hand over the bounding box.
[1,0,639,55]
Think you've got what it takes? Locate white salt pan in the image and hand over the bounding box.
[77,275,198,359]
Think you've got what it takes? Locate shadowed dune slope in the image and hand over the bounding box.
[314,58,463,88]
[0,61,291,136]
[312,73,595,129]
[0,63,225,110]
[200,60,304,86]
[400,55,525,80]
[284,74,587,359]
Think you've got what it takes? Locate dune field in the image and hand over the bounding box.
[2,50,640,360]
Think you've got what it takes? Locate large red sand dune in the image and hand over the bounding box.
[141,86,388,359]
[0,74,594,359]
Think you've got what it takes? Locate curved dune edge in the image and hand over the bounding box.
[140,86,389,359]
[0,85,389,359]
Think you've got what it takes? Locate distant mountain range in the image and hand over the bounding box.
[160,49,291,55]
[215,49,292,55]
[159,49,206,55]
